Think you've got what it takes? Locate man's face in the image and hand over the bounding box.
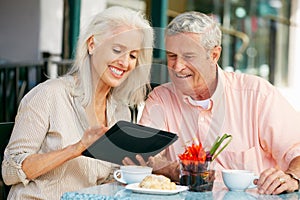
[165,32,220,99]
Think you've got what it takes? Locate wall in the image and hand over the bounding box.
[0,0,40,62]
[278,0,300,111]
[39,0,107,77]
[39,0,107,56]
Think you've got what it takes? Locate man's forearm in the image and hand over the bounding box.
[286,156,300,176]
[285,155,300,190]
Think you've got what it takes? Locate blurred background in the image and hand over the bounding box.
[0,0,299,122]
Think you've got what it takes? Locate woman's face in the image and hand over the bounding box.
[88,27,143,88]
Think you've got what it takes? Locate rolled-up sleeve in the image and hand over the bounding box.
[2,150,30,185]
[2,84,50,186]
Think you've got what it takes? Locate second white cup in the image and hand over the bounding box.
[222,169,258,191]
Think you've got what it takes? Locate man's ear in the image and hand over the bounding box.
[87,35,95,55]
[211,46,222,64]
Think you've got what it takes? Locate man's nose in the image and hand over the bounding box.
[173,57,186,72]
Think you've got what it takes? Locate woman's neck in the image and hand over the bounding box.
[86,80,111,127]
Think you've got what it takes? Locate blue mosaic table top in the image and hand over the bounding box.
[61,182,300,200]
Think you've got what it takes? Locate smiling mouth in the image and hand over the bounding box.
[175,73,192,78]
[109,66,124,76]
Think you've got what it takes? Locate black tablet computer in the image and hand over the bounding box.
[82,120,178,165]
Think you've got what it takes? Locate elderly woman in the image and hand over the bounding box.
[2,6,154,199]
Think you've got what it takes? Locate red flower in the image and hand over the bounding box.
[178,134,232,164]
[178,143,206,163]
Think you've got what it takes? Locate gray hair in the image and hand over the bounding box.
[67,6,154,107]
[166,12,222,50]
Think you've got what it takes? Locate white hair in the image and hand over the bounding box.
[166,12,222,50]
[66,6,154,107]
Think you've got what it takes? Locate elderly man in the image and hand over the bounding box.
[124,11,300,195]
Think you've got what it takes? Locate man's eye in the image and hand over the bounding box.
[184,55,193,59]
[167,54,177,59]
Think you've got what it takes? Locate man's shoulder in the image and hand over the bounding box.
[223,71,274,93]
[150,82,176,94]
[147,82,177,100]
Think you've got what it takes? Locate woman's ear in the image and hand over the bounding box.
[87,35,95,55]
[211,46,222,64]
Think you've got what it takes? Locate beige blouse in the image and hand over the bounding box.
[2,76,131,200]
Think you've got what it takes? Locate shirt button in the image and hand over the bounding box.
[200,117,205,122]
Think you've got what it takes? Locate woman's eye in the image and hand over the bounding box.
[130,54,137,59]
[113,48,121,54]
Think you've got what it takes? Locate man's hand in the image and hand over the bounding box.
[122,154,147,166]
[122,154,180,181]
[256,167,299,194]
[122,154,173,171]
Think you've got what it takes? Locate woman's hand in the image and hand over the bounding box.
[76,125,109,155]
[256,167,299,194]
[22,125,108,180]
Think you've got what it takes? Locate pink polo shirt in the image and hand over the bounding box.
[139,68,300,178]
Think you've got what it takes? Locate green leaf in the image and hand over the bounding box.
[209,134,232,161]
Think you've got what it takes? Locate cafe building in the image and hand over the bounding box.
[0,0,300,199]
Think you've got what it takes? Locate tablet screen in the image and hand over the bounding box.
[82,121,178,165]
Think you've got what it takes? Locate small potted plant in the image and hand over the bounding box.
[178,134,232,192]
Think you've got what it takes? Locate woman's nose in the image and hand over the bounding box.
[117,53,129,67]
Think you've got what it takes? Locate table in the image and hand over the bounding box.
[61,182,300,200]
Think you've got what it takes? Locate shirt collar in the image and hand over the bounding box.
[211,66,225,107]
[184,96,213,110]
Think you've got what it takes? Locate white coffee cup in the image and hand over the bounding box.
[222,169,258,191]
[113,165,152,184]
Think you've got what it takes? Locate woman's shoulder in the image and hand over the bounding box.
[22,76,75,101]
[43,76,74,89]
